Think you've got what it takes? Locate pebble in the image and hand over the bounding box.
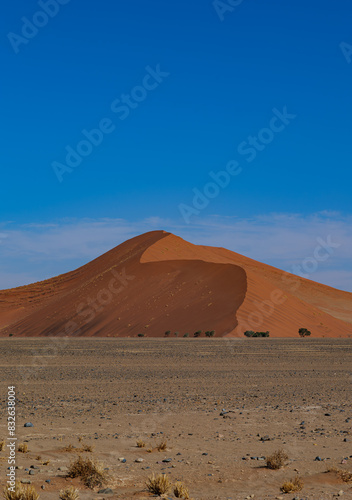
[135,458,144,463]
[21,480,31,484]
[98,488,113,494]
[24,422,34,427]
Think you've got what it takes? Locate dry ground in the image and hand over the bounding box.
[0,338,351,499]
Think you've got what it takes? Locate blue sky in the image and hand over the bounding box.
[1,0,352,291]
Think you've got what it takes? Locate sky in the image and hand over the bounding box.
[1,0,352,291]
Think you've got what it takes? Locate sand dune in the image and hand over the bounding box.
[0,230,351,337]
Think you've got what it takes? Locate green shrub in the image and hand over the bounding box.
[299,328,311,337]
[165,331,171,337]
[183,333,189,337]
[138,333,145,337]
[244,330,270,338]
[205,330,215,337]
[194,331,202,337]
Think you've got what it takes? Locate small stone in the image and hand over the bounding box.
[21,480,31,484]
[45,480,51,484]
[98,488,113,494]
[315,456,322,461]
[24,422,34,427]
[338,490,344,496]
[135,458,144,463]
[162,458,172,462]
[29,470,36,475]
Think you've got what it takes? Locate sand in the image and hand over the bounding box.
[0,338,351,499]
[0,231,351,338]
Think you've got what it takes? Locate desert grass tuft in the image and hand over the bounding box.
[280,476,303,493]
[326,466,352,483]
[174,481,190,498]
[67,455,109,489]
[17,443,29,453]
[80,444,94,453]
[59,486,80,500]
[62,444,76,452]
[266,449,288,470]
[0,441,5,452]
[146,473,171,495]
[146,447,153,453]
[3,481,39,500]
[157,439,167,451]
[136,439,146,448]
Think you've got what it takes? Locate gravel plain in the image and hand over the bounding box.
[0,338,351,499]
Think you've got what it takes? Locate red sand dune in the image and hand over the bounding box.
[0,230,351,338]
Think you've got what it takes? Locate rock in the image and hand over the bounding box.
[24,422,34,427]
[58,466,68,472]
[315,456,323,461]
[29,470,36,475]
[135,458,144,463]
[20,480,31,484]
[45,480,51,484]
[338,491,344,496]
[324,413,331,416]
[162,458,172,463]
[98,488,113,494]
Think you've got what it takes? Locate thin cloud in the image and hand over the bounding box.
[0,212,351,292]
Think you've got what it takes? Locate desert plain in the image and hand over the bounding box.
[0,337,351,500]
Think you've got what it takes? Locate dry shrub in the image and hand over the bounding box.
[41,460,50,466]
[174,481,190,498]
[157,439,167,451]
[146,448,153,453]
[17,443,29,453]
[146,474,171,495]
[280,476,303,493]
[34,456,41,461]
[136,440,146,448]
[59,486,79,500]
[266,449,288,470]
[3,481,39,500]
[0,441,5,452]
[77,436,83,443]
[326,466,352,483]
[67,455,109,489]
